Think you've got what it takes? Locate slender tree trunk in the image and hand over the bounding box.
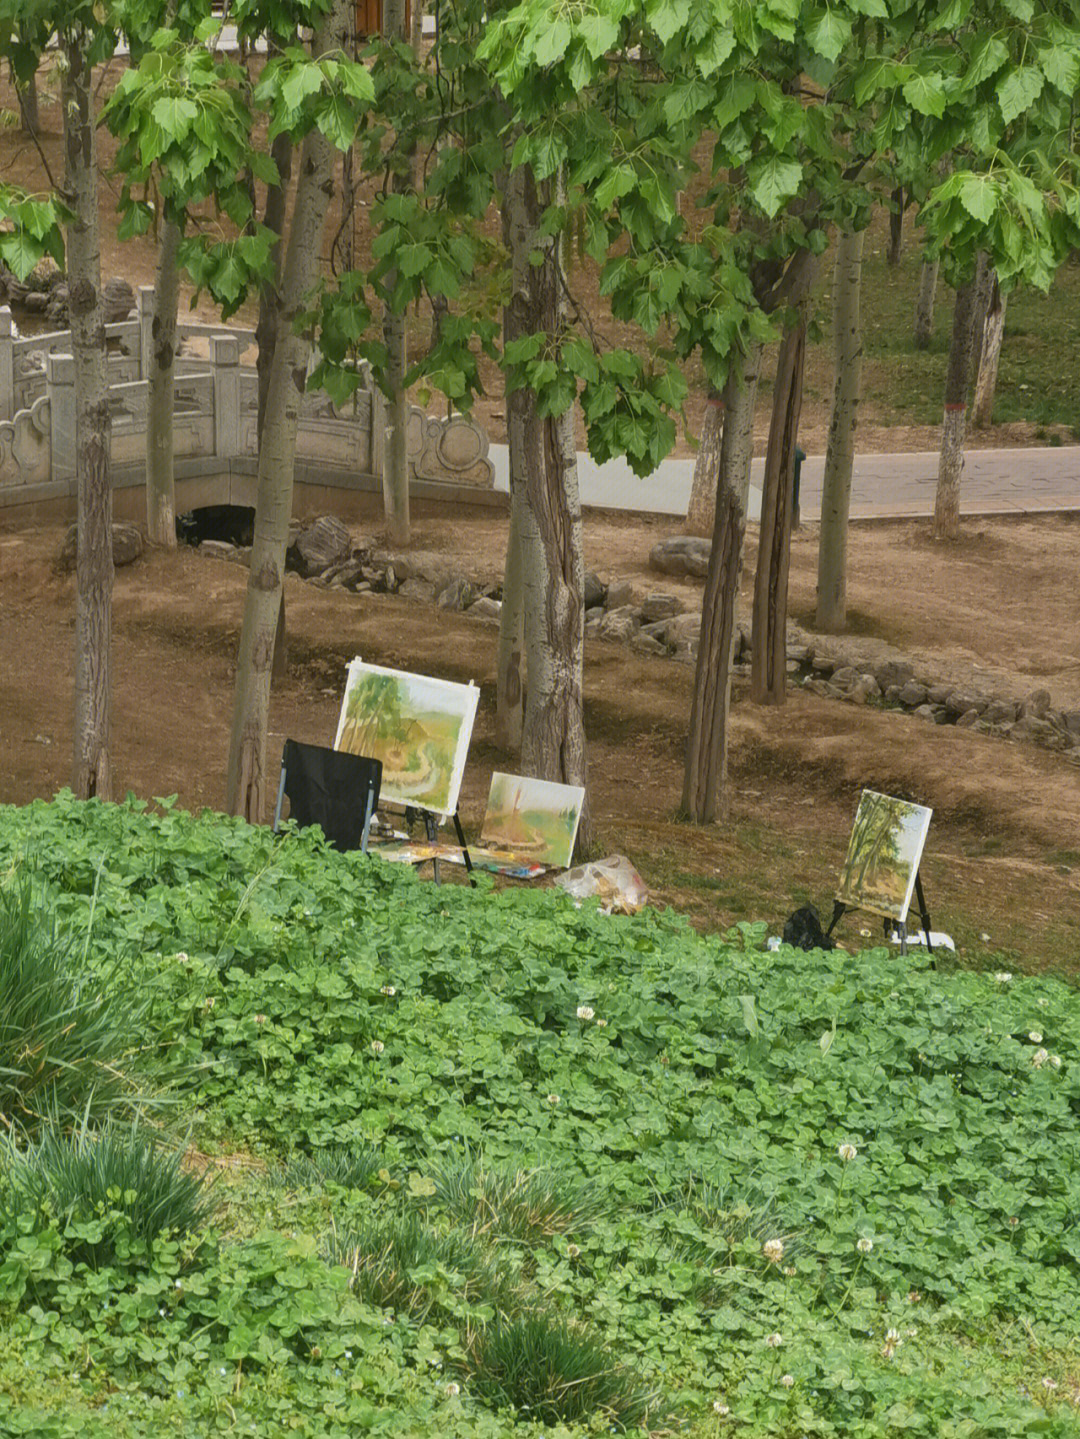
[933,256,986,541]
[410,0,425,55]
[913,255,938,350]
[816,229,864,633]
[972,276,1006,429]
[510,165,589,845]
[146,219,180,547]
[381,0,411,547]
[679,341,762,823]
[887,187,904,266]
[14,67,39,136]
[751,304,809,704]
[256,129,294,441]
[226,0,349,820]
[62,41,112,801]
[684,390,725,536]
[970,252,994,386]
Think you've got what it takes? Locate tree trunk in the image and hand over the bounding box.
[226,0,349,821]
[932,256,986,542]
[14,67,39,136]
[816,229,864,633]
[679,341,762,823]
[684,390,725,536]
[510,166,589,845]
[969,252,994,386]
[63,41,113,801]
[146,218,180,547]
[750,305,809,704]
[256,129,294,441]
[887,187,904,266]
[381,0,411,547]
[972,276,1006,430]
[913,255,938,350]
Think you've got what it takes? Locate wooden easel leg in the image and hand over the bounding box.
[913,870,936,968]
[423,810,441,885]
[452,809,476,887]
[825,901,847,938]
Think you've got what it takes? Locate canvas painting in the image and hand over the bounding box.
[836,789,933,923]
[334,659,479,817]
[478,772,585,869]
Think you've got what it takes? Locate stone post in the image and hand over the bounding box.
[137,285,155,381]
[0,308,14,422]
[47,352,76,482]
[211,333,240,459]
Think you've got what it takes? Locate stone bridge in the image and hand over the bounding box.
[0,288,500,525]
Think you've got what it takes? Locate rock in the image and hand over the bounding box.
[806,679,843,700]
[199,540,240,562]
[372,548,454,591]
[322,558,365,587]
[288,515,351,578]
[787,644,812,665]
[842,676,878,706]
[57,522,143,573]
[398,577,437,604]
[599,611,638,643]
[897,679,929,707]
[45,285,69,323]
[672,641,698,664]
[1020,688,1052,720]
[435,577,475,611]
[384,565,399,592]
[665,612,701,647]
[944,690,988,719]
[913,704,938,723]
[1063,710,1080,738]
[639,591,683,623]
[585,605,605,624]
[22,291,48,313]
[1012,714,1065,747]
[926,683,951,705]
[630,632,666,656]
[102,276,136,324]
[468,596,502,622]
[585,618,604,640]
[604,578,634,610]
[875,660,914,691]
[583,571,606,609]
[648,535,711,578]
[984,698,1018,725]
[811,655,837,677]
[956,708,981,728]
[830,665,861,690]
[639,620,669,642]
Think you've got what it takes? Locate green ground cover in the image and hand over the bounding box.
[1,794,1078,1436]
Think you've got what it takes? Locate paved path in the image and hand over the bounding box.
[490,443,1080,521]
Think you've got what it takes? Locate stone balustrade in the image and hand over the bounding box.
[0,288,497,519]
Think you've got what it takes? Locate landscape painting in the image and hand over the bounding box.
[479,772,585,868]
[836,790,933,922]
[334,660,479,816]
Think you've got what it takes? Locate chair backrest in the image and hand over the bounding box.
[274,740,382,853]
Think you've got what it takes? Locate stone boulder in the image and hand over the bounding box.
[102,276,136,324]
[288,516,352,578]
[984,698,1018,725]
[583,571,606,609]
[604,578,634,610]
[648,535,710,579]
[468,596,502,622]
[599,608,639,642]
[1020,688,1052,720]
[665,612,701,648]
[896,679,928,708]
[58,522,143,573]
[640,591,683,623]
[436,577,475,611]
[875,660,914,691]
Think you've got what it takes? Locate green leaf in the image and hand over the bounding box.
[997,65,1044,125]
[749,155,803,218]
[902,71,946,118]
[957,173,997,225]
[962,34,1010,90]
[739,995,759,1038]
[1039,42,1080,96]
[646,0,690,45]
[280,60,325,115]
[805,8,851,63]
[532,20,572,67]
[397,244,432,279]
[578,11,620,59]
[150,95,198,142]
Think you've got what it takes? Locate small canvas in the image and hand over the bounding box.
[478,772,585,869]
[334,659,479,817]
[836,789,933,923]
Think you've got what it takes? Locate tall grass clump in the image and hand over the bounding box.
[0,1119,216,1272]
[0,877,153,1134]
[466,1313,657,1430]
[429,1157,610,1245]
[275,1144,384,1193]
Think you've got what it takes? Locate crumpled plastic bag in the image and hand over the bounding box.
[554,854,649,914]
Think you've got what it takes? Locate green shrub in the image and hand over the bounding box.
[0,877,151,1134]
[466,1312,657,1430]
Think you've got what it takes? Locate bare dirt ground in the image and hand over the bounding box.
[2,509,1078,982]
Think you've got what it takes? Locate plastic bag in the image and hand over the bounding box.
[554,854,649,914]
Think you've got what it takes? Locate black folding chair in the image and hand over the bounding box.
[272,740,382,854]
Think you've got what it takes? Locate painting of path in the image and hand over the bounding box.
[836,790,933,922]
[334,660,479,816]
[480,772,585,868]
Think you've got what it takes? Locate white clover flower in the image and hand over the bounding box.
[380,985,397,997]
[1042,1378,1058,1392]
[547,1093,560,1106]
[713,1400,730,1415]
[566,1243,580,1259]
[1029,1030,1044,1044]
[856,1237,874,1254]
[907,1290,922,1303]
[782,1265,796,1277]
[1050,1054,1062,1069]
[204,996,215,1010]
[445,1381,460,1397]
[596,1018,608,1028]
[994,971,1012,983]
[762,1238,785,1264]
[765,1332,784,1348]
[371,1039,385,1054]
[576,1005,595,1021]
[838,1142,858,1162]
[780,1374,794,1388]
[882,1342,897,1360]
[254,1014,267,1025]
[175,951,189,964]
[886,1328,901,1344]
[1032,1048,1049,1068]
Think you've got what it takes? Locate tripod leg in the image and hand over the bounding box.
[825,901,847,937]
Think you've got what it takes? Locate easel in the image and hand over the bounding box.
[826,869,935,965]
[407,805,475,886]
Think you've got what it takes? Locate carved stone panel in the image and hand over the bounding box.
[406,407,494,488]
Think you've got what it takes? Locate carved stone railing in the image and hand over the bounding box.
[0,288,495,510]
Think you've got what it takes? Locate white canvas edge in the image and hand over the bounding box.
[484,771,586,867]
[333,658,480,818]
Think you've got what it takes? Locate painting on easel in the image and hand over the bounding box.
[836,790,933,923]
[333,659,478,817]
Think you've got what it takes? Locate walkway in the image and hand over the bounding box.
[489,444,1080,521]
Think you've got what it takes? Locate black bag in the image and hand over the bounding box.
[781,904,836,952]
